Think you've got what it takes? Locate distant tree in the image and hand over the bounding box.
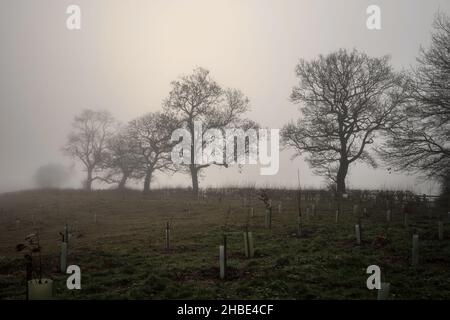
[163,67,252,194]
[63,109,115,191]
[128,112,179,194]
[379,12,450,180]
[34,163,70,189]
[282,49,406,195]
[102,125,139,190]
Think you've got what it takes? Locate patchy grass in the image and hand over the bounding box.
[0,189,449,299]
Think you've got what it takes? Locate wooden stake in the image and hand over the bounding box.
[223,234,227,267]
[60,242,68,273]
[386,209,391,223]
[265,208,272,229]
[438,221,444,240]
[297,215,302,237]
[297,190,302,237]
[165,221,171,251]
[355,224,361,245]
[64,224,69,247]
[412,234,419,267]
[335,209,339,224]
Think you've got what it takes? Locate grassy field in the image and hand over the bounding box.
[0,188,449,300]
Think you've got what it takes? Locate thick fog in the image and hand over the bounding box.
[1,0,448,193]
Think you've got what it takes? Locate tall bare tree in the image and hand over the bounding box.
[128,112,179,194]
[282,49,406,194]
[163,67,252,194]
[380,12,450,180]
[63,109,115,191]
[102,125,139,190]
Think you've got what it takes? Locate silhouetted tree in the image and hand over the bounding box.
[128,112,179,194]
[380,12,450,181]
[282,49,406,194]
[102,125,139,190]
[163,67,252,194]
[63,109,115,191]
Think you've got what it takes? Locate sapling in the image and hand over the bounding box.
[16,233,47,299]
[258,190,272,229]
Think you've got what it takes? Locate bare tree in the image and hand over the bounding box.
[380,12,450,180]
[102,125,139,190]
[128,112,179,194]
[63,109,115,191]
[282,49,406,194]
[163,67,251,194]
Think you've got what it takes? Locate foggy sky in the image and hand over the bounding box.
[1,0,449,194]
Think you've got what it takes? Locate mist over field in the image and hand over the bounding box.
[1,0,449,194]
[1,0,450,305]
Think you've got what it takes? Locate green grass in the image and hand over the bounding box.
[0,189,449,299]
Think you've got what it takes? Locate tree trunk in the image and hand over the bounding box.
[118,172,130,190]
[336,160,349,195]
[143,171,152,194]
[85,168,93,191]
[190,164,199,195]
